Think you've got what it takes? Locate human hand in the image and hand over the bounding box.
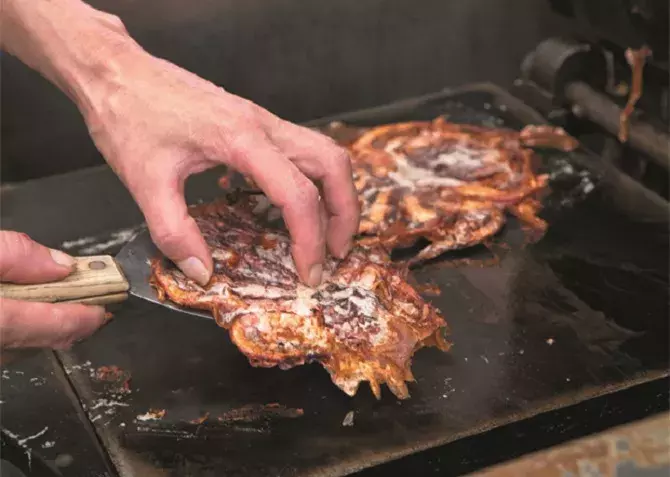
[0,231,107,350]
[82,48,359,287]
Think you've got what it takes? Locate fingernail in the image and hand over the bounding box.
[177,257,211,286]
[95,310,114,331]
[338,240,353,259]
[307,264,323,287]
[50,249,75,269]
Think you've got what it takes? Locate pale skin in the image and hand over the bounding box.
[0,0,359,351]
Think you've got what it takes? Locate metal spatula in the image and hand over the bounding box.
[0,230,212,319]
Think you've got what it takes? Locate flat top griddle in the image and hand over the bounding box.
[1,84,668,477]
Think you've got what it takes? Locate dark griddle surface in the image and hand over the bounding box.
[2,84,668,477]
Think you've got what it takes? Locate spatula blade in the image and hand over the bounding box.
[115,229,214,320]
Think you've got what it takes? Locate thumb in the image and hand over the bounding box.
[0,231,75,284]
[134,181,212,286]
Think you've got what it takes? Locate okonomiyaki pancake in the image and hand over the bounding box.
[338,117,577,263]
[151,196,450,399]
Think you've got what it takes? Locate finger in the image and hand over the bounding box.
[130,170,212,286]
[270,121,360,258]
[230,134,326,286]
[0,231,75,284]
[0,299,106,350]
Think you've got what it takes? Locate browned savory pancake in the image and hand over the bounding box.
[328,117,577,264]
[151,197,449,399]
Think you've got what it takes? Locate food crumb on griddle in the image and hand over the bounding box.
[217,404,304,423]
[189,413,210,425]
[94,365,125,382]
[93,365,132,394]
[415,282,442,296]
[342,411,355,427]
[136,409,166,422]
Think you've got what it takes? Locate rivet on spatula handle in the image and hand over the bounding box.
[0,255,130,305]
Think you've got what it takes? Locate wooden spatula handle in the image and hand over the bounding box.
[0,256,130,306]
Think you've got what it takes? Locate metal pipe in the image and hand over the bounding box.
[565,81,670,169]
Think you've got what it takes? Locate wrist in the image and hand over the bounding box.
[3,0,145,119]
[66,30,147,123]
[46,5,145,120]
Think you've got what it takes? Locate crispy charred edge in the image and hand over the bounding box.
[359,218,508,269]
[330,350,416,400]
[351,116,578,152]
[518,125,579,152]
[149,258,167,302]
[358,205,504,250]
[408,208,507,266]
[226,255,448,400]
[150,257,221,317]
[230,320,449,400]
[364,266,450,399]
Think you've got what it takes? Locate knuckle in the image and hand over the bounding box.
[150,225,184,252]
[48,306,70,337]
[104,14,128,35]
[232,98,262,120]
[238,106,261,125]
[0,231,36,278]
[2,230,31,249]
[15,234,35,257]
[331,148,353,171]
[226,132,265,170]
[294,180,320,205]
[148,214,198,259]
[199,108,261,164]
[49,307,85,349]
[228,128,262,151]
[222,100,261,132]
[13,231,31,241]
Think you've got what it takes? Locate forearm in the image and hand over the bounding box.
[2,0,142,118]
[2,0,359,287]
